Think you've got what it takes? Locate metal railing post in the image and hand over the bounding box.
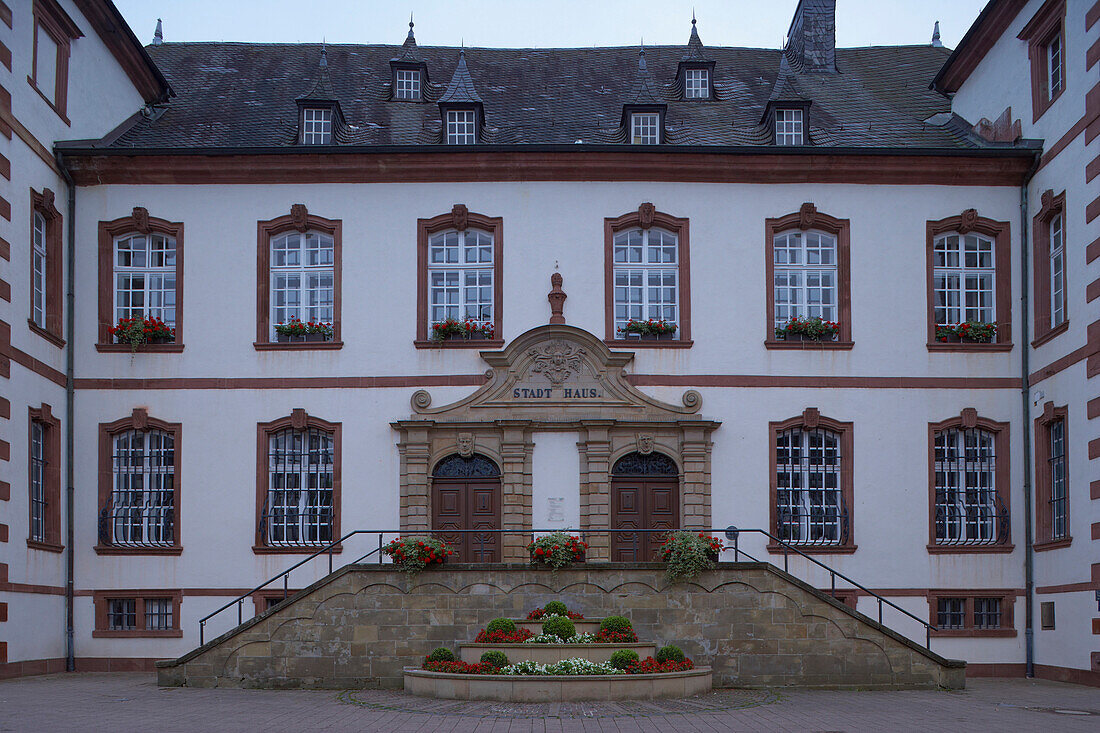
[830,572,836,598]
[328,546,333,574]
[878,599,883,624]
[784,546,789,573]
[283,574,288,600]
[378,533,383,564]
[237,599,242,625]
[733,533,739,561]
[199,620,204,645]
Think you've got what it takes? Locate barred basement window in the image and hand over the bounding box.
[114,232,177,328]
[427,228,494,329]
[395,69,421,99]
[105,429,176,548]
[269,229,335,338]
[936,598,965,629]
[933,427,1004,546]
[933,231,995,328]
[612,227,679,337]
[108,598,137,630]
[144,598,173,631]
[302,107,332,144]
[263,428,335,546]
[775,427,845,546]
[974,598,1002,629]
[775,108,804,145]
[631,113,660,144]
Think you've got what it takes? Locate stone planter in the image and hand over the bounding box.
[276,332,330,343]
[624,332,675,341]
[529,552,586,568]
[515,619,601,635]
[777,332,836,343]
[459,642,655,664]
[403,667,713,701]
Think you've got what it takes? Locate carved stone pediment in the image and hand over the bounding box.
[408,325,701,418]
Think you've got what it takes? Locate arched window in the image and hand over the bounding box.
[97,409,181,554]
[769,409,854,552]
[256,410,341,552]
[928,410,1010,550]
[432,453,501,478]
[611,451,678,476]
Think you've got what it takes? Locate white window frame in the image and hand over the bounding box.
[395,69,421,100]
[269,230,335,338]
[775,108,804,145]
[113,233,177,328]
[631,113,660,145]
[302,107,332,144]
[933,231,996,327]
[446,109,477,144]
[612,226,679,337]
[1049,213,1065,328]
[684,68,709,99]
[772,229,838,329]
[1047,33,1062,99]
[427,228,494,329]
[32,211,47,329]
[775,427,844,545]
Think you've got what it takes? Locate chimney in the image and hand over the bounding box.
[785,0,837,73]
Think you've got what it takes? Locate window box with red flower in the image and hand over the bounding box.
[430,318,494,342]
[527,532,588,569]
[108,316,176,352]
[774,316,840,342]
[618,318,677,341]
[659,531,723,583]
[274,317,334,343]
[382,535,452,575]
[935,321,996,344]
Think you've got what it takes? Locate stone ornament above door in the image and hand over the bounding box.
[409,325,702,419]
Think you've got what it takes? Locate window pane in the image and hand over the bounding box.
[426,228,495,330]
[35,26,58,103]
[776,427,843,545]
[933,232,995,327]
[264,428,334,545]
[108,429,175,547]
[612,227,680,337]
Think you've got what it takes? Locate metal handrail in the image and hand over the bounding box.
[198,526,938,649]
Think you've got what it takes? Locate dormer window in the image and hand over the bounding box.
[684,68,709,99]
[631,113,660,145]
[775,108,804,145]
[301,107,332,144]
[395,68,422,100]
[447,109,478,144]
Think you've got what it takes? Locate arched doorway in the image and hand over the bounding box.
[610,452,679,561]
[431,454,501,562]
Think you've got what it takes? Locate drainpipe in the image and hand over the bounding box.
[1020,154,1039,679]
[56,152,76,672]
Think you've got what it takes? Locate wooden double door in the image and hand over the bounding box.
[610,477,680,561]
[432,479,501,563]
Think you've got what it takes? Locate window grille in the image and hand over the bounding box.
[108,599,137,630]
[446,109,477,144]
[270,230,334,337]
[775,108,804,145]
[395,69,421,99]
[30,421,47,543]
[100,429,175,548]
[427,228,493,329]
[144,598,173,630]
[684,68,708,99]
[1049,214,1064,327]
[113,233,177,327]
[612,227,679,337]
[933,232,995,327]
[302,107,332,144]
[773,230,837,328]
[775,427,847,545]
[1047,34,1062,98]
[32,211,47,329]
[631,113,660,144]
[936,598,965,629]
[262,428,334,546]
[973,598,1002,629]
[933,427,1007,545]
[1048,419,1067,541]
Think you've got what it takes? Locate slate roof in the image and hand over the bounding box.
[87,38,1013,150]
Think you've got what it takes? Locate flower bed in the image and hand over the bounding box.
[474,628,535,644]
[423,660,496,674]
[422,657,695,676]
[520,632,597,644]
[596,628,638,643]
[526,606,585,621]
[625,657,695,674]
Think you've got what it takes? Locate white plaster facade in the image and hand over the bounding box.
[1,0,1097,685]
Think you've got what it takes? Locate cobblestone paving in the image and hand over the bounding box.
[0,673,1098,732]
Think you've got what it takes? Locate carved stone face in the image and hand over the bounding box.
[636,434,655,455]
[457,432,474,457]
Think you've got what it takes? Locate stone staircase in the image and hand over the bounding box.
[156,562,965,690]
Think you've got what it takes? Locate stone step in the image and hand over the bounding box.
[460,642,656,664]
[404,666,713,702]
[514,619,602,635]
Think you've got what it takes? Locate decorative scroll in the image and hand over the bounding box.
[612,451,678,476]
[432,453,501,478]
[528,340,585,385]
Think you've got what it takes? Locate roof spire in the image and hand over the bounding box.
[297,44,337,102]
[931,21,943,47]
[439,46,483,105]
[398,14,421,61]
[627,41,659,104]
[152,18,163,46]
[408,12,415,39]
[682,12,708,62]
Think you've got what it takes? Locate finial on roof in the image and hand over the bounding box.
[398,15,422,62]
[692,9,696,25]
[681,13,709,63]
[931,21,942,47]
[320,40,327,68]
[638,43,647,72]
[409,12,415,38]
[152,18,163,46]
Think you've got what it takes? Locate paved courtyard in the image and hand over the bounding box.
[0,673,1097,732]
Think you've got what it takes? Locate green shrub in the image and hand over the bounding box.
[542,616,576,641]
[655,645,685,663]
[599,615,634,634]
[480,650,509,669]
[486,617,517,634]
[609,649,640,670]
[543,600,569,617]
[426,647,455,663]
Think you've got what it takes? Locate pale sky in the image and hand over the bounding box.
[115,0,989,50]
